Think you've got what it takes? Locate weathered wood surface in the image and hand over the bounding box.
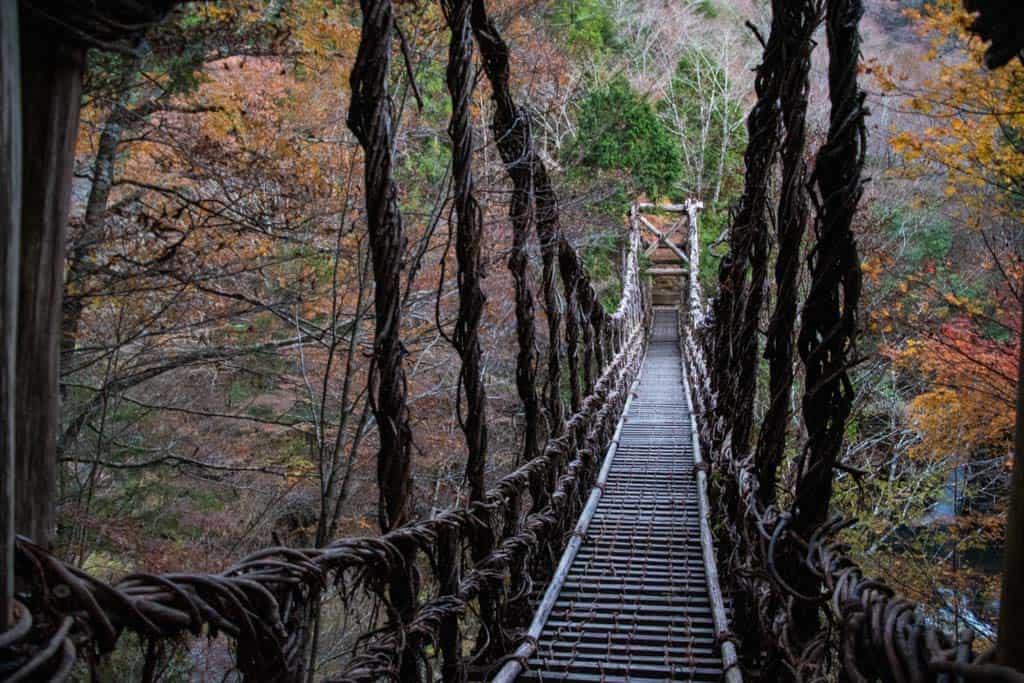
[14,18,84,548]
[1,0,21,628]
[513,309,736,682]
[636,205,702,307]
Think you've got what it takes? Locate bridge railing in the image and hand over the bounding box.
[5,213,648,682]
[678,209,1016,682]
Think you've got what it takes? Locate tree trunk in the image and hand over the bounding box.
[14,17,84,548]
[61,62,134,382]
[0,0,21,627]
[996,292,1024,671]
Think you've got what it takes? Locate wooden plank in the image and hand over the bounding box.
[557,577,711,591]
[522,671,672,683]
[534,650,722,667]
[544,605,716,622]
[635,202,691,213]
[495,310,734,682]
[679,303,743,683]
[539,620,718,640]
[526,658,723,680]
[540,641,720,658]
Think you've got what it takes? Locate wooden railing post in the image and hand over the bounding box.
[15,12,84,550]
[684,199,703,327]
[1,0,21,630]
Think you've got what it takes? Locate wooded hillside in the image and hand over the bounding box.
[1,0,1021,678]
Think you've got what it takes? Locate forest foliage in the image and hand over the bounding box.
[43,0,1021,671]
[60,0,746,580]
[828,0,1023,638]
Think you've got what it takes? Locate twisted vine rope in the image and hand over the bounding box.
[2,293,642,682]
[686,0,1024,680]
[754,0,819,510]
[1,0,649,679]
[707,0,783,480]
[345,1,421,676]
[347,0,414,539]
[440,0,493,667]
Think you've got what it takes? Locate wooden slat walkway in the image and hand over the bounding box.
[521,308,723,682]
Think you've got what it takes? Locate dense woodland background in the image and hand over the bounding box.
[55,0,1021,672]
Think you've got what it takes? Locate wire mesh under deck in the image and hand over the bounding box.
[522,308,721,682]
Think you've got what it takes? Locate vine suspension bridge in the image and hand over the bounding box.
[1,0,1023,682]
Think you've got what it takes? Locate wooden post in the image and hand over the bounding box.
[1,0,21,628]
[685,199,704,328]
[14,16,84,548]
[997,293,1024,672]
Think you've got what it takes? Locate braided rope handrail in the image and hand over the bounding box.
[1,215,647,683]
[4,324,644,682]
[683,302,1024,682]
[680,163,1023,683]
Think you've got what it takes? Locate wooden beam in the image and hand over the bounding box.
[638,214,663,240]
[0,0,21,627]
[636,200,705,214]
[638,215,690,264]
[679,341,741,683]
[647,268,688,276]
[636,202,687,213]
[660,215,685,240]
[14,17,84,548]
[686,200,703,326]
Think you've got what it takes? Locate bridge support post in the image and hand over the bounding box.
[684,199,703,328]
[997,292,1024,672]
[14,11,84,550]
[1,0,21,630]
[437,525,461,682]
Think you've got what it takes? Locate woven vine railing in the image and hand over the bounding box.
[678,0,1023,678]
[1,0,650,680]
[3,167,646,683]
[685,300,1024,683]
[682,184,1024,683]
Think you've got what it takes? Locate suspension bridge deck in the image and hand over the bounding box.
[519,308,726,682]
